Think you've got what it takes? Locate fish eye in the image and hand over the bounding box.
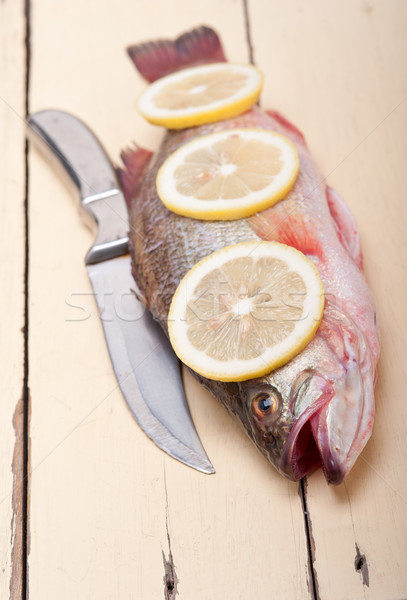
[252,393,278,420]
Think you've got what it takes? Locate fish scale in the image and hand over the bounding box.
[120,26,380,484]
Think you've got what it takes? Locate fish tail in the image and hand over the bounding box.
[116,145,153,207]
[127,25,226,82]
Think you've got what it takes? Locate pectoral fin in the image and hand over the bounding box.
[250,205,324,262]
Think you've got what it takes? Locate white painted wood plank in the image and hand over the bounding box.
[28,1,309,599]
[250,1,407,597]
[0,1,27,597]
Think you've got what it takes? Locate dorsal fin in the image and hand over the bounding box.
[266,110,307,146]
[127,25,226,82]
[116,145,153,207]
[326,186,363,270]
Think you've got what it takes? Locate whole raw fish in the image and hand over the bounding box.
[118,26,380,484]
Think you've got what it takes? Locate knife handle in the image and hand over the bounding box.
[27,109,129,264]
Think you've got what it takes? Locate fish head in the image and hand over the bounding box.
[238,301,377,485]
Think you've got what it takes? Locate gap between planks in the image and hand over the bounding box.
[11,0,33,598]
[241,1,319,597]
[242,0,255,65]
[299,479,320,600]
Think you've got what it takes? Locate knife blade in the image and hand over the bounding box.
[27,109,215,474]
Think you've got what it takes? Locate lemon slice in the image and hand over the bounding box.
[168,241,324,382]
[156,128,299,220]
[137,63,263,129]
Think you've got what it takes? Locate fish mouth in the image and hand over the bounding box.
[284,397,346,485]
[280,366,374,485]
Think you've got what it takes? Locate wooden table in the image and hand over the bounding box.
[1,1,406,598]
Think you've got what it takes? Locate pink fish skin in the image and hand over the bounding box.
[119,26,380,485]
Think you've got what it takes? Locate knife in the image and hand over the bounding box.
[27,109,214,474]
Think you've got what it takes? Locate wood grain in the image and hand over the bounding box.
[0,1,27,598]
[251,1,407,598]
[28,1,308,598]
